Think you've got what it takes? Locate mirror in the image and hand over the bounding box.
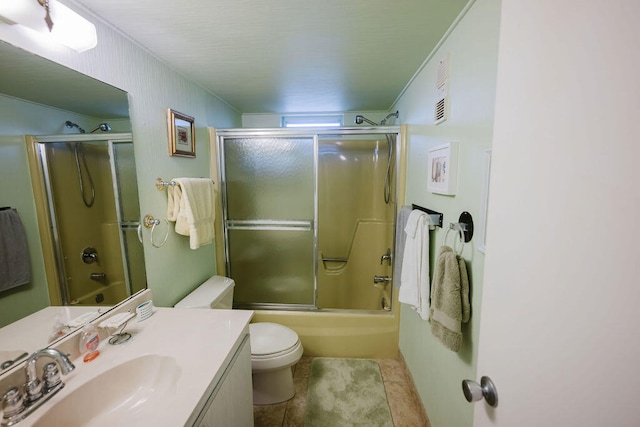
[0,40,147,362]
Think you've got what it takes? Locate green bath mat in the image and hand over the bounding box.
[305,358,394,427]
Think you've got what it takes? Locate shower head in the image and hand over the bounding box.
[89,123,112,133]
[65,121,86,133]
[354,115,379,126]
[380,111,399,125]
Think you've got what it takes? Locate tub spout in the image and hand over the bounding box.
[373,275,392,284]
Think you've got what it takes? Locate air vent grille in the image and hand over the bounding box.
[435,98,446,123]
[434,54,450,125]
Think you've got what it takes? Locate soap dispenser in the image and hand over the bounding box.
[78,324,100,362]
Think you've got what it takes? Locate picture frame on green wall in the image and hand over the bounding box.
[167,109,195,158]
[427,142,458,195]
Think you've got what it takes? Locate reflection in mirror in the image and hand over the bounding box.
[31,133,146,306]
[0,40,147,357]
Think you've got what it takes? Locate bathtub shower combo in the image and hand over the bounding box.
[217,122,400,319]
[32,132,146,306]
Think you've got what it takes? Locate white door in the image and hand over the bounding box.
[473,1,640,426]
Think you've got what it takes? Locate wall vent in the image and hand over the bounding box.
[435,98,446,123]
[434,54,449,125]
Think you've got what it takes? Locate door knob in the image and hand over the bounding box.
[462,376,498,407]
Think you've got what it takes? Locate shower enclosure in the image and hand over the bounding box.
[30,133,146,306]
[217,127,398,312]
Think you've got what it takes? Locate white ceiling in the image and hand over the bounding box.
[71,0,469,114]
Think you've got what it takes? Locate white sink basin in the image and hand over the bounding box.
[32,354,180,427]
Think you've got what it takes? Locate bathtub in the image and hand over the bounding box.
[251,289,400,359]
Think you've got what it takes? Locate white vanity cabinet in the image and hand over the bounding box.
[191,334,253,427]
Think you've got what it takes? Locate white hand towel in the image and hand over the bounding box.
[167,178,216,250]
[393,206,413,288]
[399,210,432,319]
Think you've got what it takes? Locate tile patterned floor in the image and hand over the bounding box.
[253,355,431,427]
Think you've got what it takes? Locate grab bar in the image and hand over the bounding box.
[321,256,348,263]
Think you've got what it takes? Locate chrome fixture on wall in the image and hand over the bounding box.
[65,120,85,133]
[73,142,95,207]
[354,115,379,126]
[81,246,98,264]
[89,122,111,133]
[380,111,399,125]
[353,114,400,204]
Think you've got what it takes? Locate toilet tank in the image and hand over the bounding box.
[174,276,235,309]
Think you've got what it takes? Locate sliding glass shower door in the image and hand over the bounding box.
[221,136,317,309]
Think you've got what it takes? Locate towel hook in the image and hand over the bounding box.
[139,215,169,248]
[444,223,466,255]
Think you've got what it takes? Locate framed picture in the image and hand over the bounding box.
[168,109,195,158]
[427,142,458,195]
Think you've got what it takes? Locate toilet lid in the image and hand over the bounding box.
[249,322,299,356]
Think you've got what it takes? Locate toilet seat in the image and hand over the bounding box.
[249,323,303,372]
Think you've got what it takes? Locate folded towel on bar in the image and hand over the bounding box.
[167,178,216,250]
[393,206,413,288]
[429,246,471,352]
[399,210,432,319]
[0,209,32,292]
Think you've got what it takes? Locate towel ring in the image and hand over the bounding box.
[141,215,169,248]
[444,223,465,256]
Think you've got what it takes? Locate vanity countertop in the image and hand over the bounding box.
[0,306,106,362]
[16,307,254,427]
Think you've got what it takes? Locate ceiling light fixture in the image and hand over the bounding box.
[0,0,97,52]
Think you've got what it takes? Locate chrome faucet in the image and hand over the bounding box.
[1,349,75,425]
[24,348,75,404]
[373,275,392,284]
[380,248,392,266]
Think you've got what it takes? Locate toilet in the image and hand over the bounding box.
[174,275,303,405]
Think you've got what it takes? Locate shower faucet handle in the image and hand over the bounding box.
[380,248,392,266]
[81,247,98,264]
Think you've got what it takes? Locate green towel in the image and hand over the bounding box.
[429,246,470,352]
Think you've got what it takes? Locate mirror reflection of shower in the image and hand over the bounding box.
[65,120,85,133]
[72,142,95,208]
[32,133,146,306]
[354,112,399,204]
[89,122,111,133]
[65,121,111,208]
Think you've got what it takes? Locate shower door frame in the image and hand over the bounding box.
[217,126,400,312]
[33,133,136,305]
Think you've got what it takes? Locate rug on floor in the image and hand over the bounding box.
[304,357,394,427]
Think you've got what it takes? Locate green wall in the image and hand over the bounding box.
[394,1,501,426]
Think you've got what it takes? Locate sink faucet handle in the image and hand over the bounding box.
[2,386,25,421]
[43,362,62,392]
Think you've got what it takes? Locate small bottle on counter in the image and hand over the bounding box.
[78,324,100,362]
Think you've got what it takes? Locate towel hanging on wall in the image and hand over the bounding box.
[429,246,471,352]
[0,209,32,292]
[393,206,413,288]
[399,210,432,319]
[167,178,216,250]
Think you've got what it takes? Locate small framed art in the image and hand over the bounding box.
[427,142,458,195]
[168,109,195,158]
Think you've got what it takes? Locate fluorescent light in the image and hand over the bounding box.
[286,122,342,128]
[0,0,97,52]
[282,115,344,128]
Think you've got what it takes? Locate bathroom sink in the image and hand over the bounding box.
[32,354,180,427]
